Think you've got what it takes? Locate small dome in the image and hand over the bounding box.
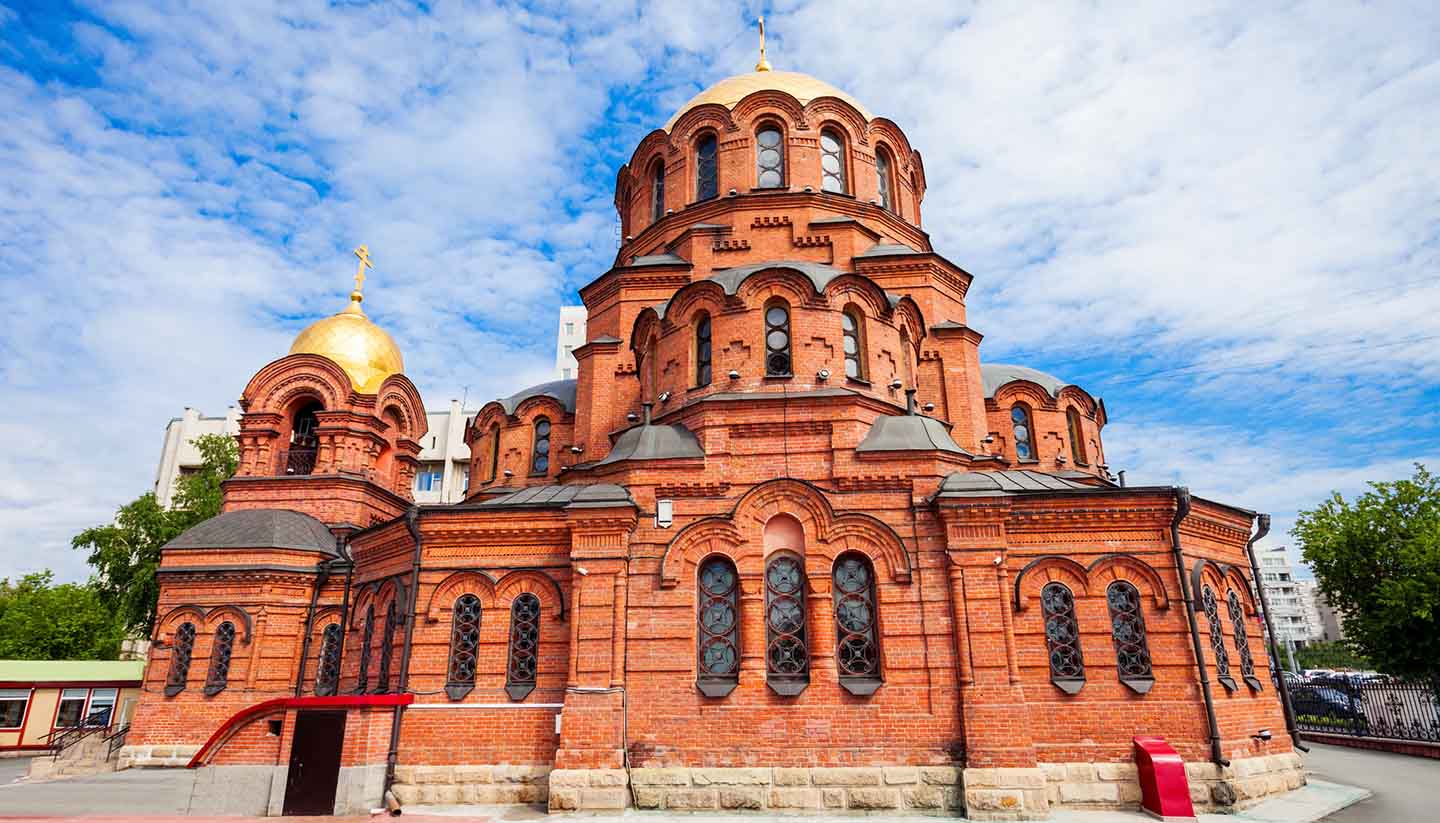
[163,509,339,556]
[664,70,873,132]
[981,363,1070,399]
[289,296,404,394]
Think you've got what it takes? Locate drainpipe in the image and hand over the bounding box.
[293,556,333,697]
[1170,487,1227,767]
[335,548,355,669]
[382,506,424,814]
[1244,514,1306,752]
[905,388,917,415]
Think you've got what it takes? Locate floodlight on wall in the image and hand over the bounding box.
[658,391,671,403]
[980,436,996,445]
[728,369,741,380]
[1252,729,1273,742]
[1056,454,1068,465]
[888,378,903,390]
[503,469,514,478]
[803,185,814,193]
[570,445,584,454]
[923,402,935,413]
[729,188,739,196]
[624,235,634,242]
[665,208,674,215]
[656,499,674,528]
[817,369,830,381]
[627,412,640,423]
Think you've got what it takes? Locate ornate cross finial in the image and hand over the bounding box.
[755,16,772,72]
[351,245,373,302]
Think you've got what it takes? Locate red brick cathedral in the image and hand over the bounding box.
[126,55,1304,819]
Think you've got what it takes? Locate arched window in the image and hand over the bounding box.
[164,622,196,697]
[315,623,342,697]
[1228,590,1261,691]
[445,594,481,700]
[1041,582,1085,693]
[203,621,236,696]
[650,159,665,222]
[1011,404,1036,461]
[820,129,847,193]
[285,400,323,475]
[486,425,500,483]
[531,418,551,475]
[875,147,894,211]
[697,556,740,697]
[764,300,792,377]
[1201,584,1236,691]
[833,553,881,695]
[356,604,374,694]
[1067,408,1087,465]
[1106,581,1153,693]
[764,553,808,695]
[695,133,718,201]
[506,593,541,700]
[899,328,915,388]
[842,308,865,380]
[376,600,397,694]
[756,125,784,188]
[694,313,712,387]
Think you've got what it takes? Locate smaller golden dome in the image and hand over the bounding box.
[289,292,404,394]
[663,70,873,132]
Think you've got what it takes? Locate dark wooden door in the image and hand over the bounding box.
[282,710,346,815]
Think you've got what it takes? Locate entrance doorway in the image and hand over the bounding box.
[282,710,346,815]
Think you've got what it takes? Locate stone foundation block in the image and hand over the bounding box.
[665,788,718,810]
[1096,762,1137,781]
[769,788,821,808]
[719,787,766,809]
[631,767,691,786]
[883,766,920,784]
[632,787,663,809]
[773,767,811,786]
[546,769,590,788]
[693,767,770,785]
[902,785,949,810]
[920,765,963,785]
[579,788,628,809]
[548,788,579,811]
[822,787,846,808]
[812,766,881,786]
[848,787,900,809]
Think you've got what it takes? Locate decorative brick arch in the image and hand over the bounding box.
[352,577,408,629]
[495,569,567,621]
[155,604,207,641]
[824,274,893,320]
[1087,554,1171,611]
[734,268,825,308]
[658,281,727,328]
[1058,385,1098,415]
[890,296,927,346]
[992,381,1057,411]
[375,374,428,441]
[670,106,737,144]
[424,570,499,623]
[660,516,745,589]
[732,91,809,132]
[201,604,255,643]
[805,101,868,144]
[1013,555,1091,611]
[241,354,352,413]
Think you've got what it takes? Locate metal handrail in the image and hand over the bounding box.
[105,723,130,761]
[43,708,113,758]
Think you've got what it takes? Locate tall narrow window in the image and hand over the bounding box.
[695,313,712,387]
[164,622,196,697]
[820,129,847,193]
[1201,584,1236,691]
[315,623,342,697]
[1011,405,1035,461]
[286,401,322,475]
[1067,408,1087,465]
[446,594,481,700]
[486,425,500,483]
[203,621,236,696]
[506,593,541,700]
[842,308,865,380]
[764,301,791,376]
[876,147,894,211]
[697,556,740,697]
[765,553,808,695]
[696,133,718,201]
[650,159,665,222]
[1228,590,1261,691]
[1041,582,1085,693]
[900,329,915,388]
[833,553,881,695]
[531,418,551,474]
[1106,581,1154,693]
[756,126,784,188]
[357,605,374,694]
[376,600,397,694]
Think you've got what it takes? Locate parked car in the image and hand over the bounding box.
[1291,685,1366,724]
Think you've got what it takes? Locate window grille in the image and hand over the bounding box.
[203,621,236,696]
[842,309,865,379]
[1228,589,1261,691]
[315,623,342,697]
[764,301,791,376]
[765,553,808,695]
[820,130,846,193]
[531,418,551,475]
[650,160,665,221]
[356,605,374,694]
[506,593,541,700]
[756,126,784,188]
[876,148,893,210]
[376,600,398,694]
[446,594,482,700]
[695,313,712,387]
[1106,581,1154,693]
[697,556,740,697]
[1011,405,1035,461]
[165,622,196,697]
[833,553,882,695]
[696,134,718,200]
[1202,584,1236,691]
[1041,583,1085,693]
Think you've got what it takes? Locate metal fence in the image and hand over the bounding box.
[1290,676,1440,743]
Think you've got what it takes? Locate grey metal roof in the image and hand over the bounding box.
[589,335,622,345]
[855,242,922,258]
[698,387,860,403]
[467,484,635,509]
[933,470,1098,498]
[164,509,338,556]
[707,260,847,296]
[596,423,705,466]
[499,379,577,415]
[930,320,967,331]
[980,363,1070,398]
[628,252,690,267]
[856,415,970,455]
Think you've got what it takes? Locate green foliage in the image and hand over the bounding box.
[1295,640,1372,671]
[72,434,239,635]
[0,572,123,660]
[1293,464,1440,677]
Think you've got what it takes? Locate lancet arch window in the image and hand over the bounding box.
[650,159,665,222]
[376,600,397,694]
[695,133,718,201]
[876,146,894,211]
[203,621,236,696]
[531,418,551,475]
[820,128,847,193]
[1011,404,1036,461]
[765,553,808,695]
[1067,408,1087,465]
[842,307,866,380]
[696,556,740,697]
[1201,584,1236,691]
[1227,589,1261,691]
[446,594,481,700]
[756,124,784,188]
[900,329,915,388]
[285,400,323,475]
[506,593,541,700]
[164,622,196,697]
[357,604,374,693]
[1041,582,1085,693]
[1106,581,1154,693]
[764,300,792,377]
[833,553,882,695]
[315,623,342,697]
[694,313,712,387]
[486,425,500,483]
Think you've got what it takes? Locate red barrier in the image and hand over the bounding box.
[186,693,412,768]
[1133,735,1196,821]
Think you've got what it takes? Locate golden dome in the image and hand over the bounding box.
[663,70,873,132]
[288,293,404,394]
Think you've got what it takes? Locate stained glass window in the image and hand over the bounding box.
[1202,584,1236,691]
[203,621,235,696]
[164,622,196,697]
[696,134,718,201]
[531,418,551,475]
[506,593,541,700]
[315,623,342,697]
[1042,582,1085,693]
[756,126,784,188]
[1106,581,1153,692]
[765,553,808,695]
[446,594,481,700]
[764,301,791,376]
[697,556,740,697]
[821,129,846,193]
[833,553,881,694]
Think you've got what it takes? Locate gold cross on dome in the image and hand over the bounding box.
[755,16,772,72]
[352,245,373,295]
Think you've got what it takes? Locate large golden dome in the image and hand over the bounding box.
[663,70,873,132]
[289,293,404,394]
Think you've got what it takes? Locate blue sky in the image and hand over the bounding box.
[1,1,1437,582]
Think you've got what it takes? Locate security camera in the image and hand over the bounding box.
[1056,455,1068,464]
[502,469,514,478]
[658,391,671,403]
[803,186,814,193]
[980,436,996,445]
[728,188,739,196]
[888,378,903,390]
[624,235,634,242]
[627,411,640,423]
[728,369,740,380]
[570,445,584,454]
[665,208,674,215]
[923,402,935,412]
[1252,729,1273,742]
[817,369,831,381]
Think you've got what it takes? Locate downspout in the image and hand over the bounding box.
[382,506,424,814]
[335,544,355,669]
[1244,514,1306,752]
[1170,487,1227,767]
[293,553,334,697]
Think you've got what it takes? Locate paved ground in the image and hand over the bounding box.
[1305,741,1439,822]
[0,758,31,786]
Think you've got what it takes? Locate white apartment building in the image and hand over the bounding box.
[155,400,477,507]
[1258,548,1323,648]
[555,305,586,379]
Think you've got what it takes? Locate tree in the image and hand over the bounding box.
[72,434,239,635]
[0,572,123,660]
[1295,640,1371,672]
[1293,464,1440,677]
